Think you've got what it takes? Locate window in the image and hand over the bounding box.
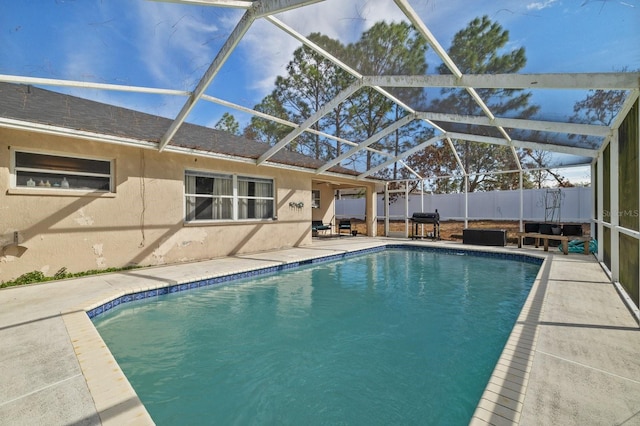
[237,176,274,219]
[13,150,112,191]
[312,190,320,209]
[185,171,275,222]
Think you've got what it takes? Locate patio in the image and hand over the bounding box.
[1,238,638,425]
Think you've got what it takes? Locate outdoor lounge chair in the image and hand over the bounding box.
[312,220,332,236]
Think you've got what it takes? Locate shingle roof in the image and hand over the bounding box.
[0,82,360,176]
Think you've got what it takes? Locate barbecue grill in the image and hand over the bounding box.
[410,210,440,240]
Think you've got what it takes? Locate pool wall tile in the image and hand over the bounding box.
[88,244,543,320]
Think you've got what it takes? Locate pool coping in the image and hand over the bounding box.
[2,238,637,425]
[469,248,548,425]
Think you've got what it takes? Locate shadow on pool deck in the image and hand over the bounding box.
[1,238,638,425]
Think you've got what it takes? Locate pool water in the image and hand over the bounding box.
[94,249,540,425]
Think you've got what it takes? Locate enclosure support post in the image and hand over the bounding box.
[519,171,524,232]
[404,180,410,239]
[591,161,596,240]
[384,183,389,237]
[421,179,425,237]
[464,175,469,228]
[366,184,377,237]
[610,132,620,282]
[597,153,604,262]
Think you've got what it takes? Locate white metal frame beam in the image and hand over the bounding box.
[0,75,191,97]
[158,8,256,151]
[316,114,415,174]
[202,93,359,148]
[154,0,252,8]
[363,73,640,90]
[415,111,610,137]
[158,0,323,152]
[445,132,598,158]
[359,135,444,179]
[257,80,364,164]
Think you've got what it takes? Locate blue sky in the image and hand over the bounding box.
[1,0,639,182]
[2,0,637,119]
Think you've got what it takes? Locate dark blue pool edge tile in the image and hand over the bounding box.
[87,244,543,320]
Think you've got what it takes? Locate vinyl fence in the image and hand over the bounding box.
[336,186,592,222]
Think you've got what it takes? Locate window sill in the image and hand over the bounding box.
[6,188,116,198]
[184,218,277,226]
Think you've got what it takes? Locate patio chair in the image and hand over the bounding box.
[338,220,353,236]
[312,220,332,236]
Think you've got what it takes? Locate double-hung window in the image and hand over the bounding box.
[185,171,274,222]
[13,150,112,192]
[237,176,274,219]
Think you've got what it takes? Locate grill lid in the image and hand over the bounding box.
[410,211,440,223]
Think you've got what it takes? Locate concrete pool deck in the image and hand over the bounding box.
[0,238,638,425]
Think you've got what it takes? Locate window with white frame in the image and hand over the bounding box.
[13,150,112,191]
[185,171,275,222]
[312,189,320,208]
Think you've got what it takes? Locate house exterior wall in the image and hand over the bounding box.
[311,182,336,226]
[0,128,373,282]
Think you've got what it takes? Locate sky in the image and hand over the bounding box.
[1,0,639,184]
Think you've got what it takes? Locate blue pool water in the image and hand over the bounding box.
[94,249,540,425]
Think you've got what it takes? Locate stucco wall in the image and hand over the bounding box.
[311,182,337,225]
[0,128,368,282]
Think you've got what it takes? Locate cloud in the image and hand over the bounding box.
[133,1,234,90]
[239,0,408,96]
[527,0,559,11]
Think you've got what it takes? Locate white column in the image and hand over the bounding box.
[384,183,389,237]
[610,132,620,281]
[597,152,604,262]
[591,162,596,239]
[367,185,377,238]
[404,181,409,239]
[519,171,524,232]
[464,175,469,228]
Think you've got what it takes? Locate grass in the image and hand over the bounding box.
[1,265,141,289]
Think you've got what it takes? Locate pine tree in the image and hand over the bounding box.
[427,16,538,192]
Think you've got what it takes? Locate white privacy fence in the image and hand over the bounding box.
[336,186,592,222]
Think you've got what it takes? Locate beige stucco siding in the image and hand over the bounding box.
[1,128,367,282]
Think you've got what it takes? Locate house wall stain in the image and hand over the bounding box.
[74,209,95,226]
[151,228,208,265]
[92,243,106,268]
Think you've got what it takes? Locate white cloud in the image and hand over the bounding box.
[527,0,559,11]
[133,1,233,90]
[239,0,408,96]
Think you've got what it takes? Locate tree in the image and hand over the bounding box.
[523,149,572,188]
[424,16,539,192]
[214,112,240,135]
[243,94,292,147]
[345,21,428,172]
[243,22,429,174]
[571,88,628,126]
[244,33,353,159]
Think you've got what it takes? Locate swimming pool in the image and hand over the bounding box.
[94,247,540,425]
